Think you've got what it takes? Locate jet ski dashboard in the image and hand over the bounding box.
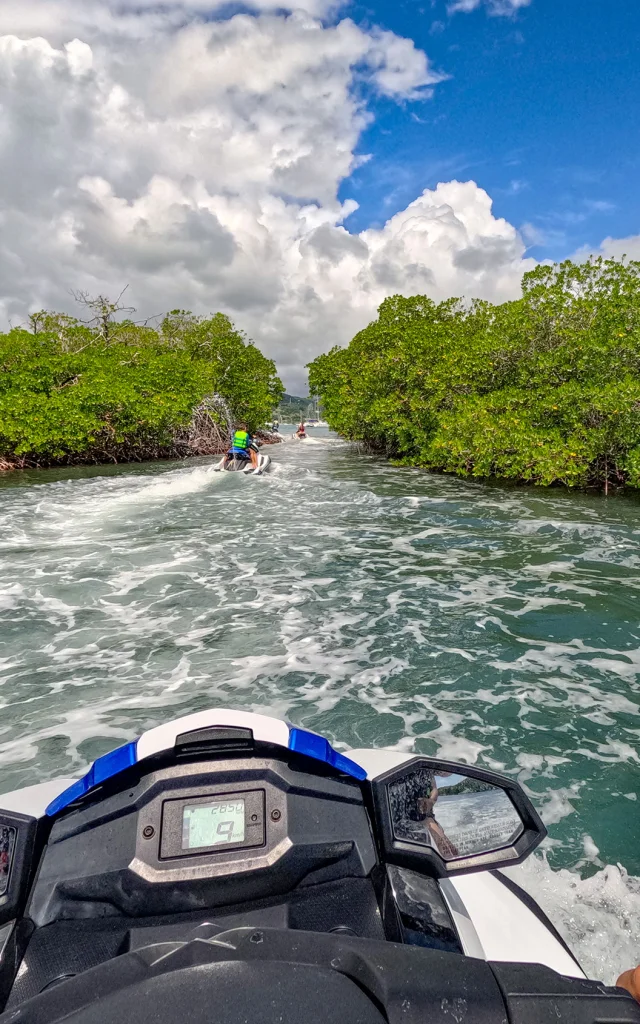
[0,710,639,1023]
[28,755,378,924]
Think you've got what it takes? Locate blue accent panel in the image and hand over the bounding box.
[45,779,86,816]
[288,728,367,781]
[45,740,138,817]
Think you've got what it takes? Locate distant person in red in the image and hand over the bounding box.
[296,422,307,439]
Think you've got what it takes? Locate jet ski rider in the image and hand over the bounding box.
[405,768,460,859]
[224,422,260,471]
[296,422,307,439]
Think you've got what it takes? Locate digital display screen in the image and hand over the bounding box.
[0,825,16,897]
[182,799,246,850]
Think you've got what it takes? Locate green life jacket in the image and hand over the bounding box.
[232,429,250,450]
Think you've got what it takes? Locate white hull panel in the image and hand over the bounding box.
[212,453,271,475]
[442,872,584,978]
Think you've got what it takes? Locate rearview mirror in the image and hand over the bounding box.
[371,758,546,877]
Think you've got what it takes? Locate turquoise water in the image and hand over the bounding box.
[0,431,638,980]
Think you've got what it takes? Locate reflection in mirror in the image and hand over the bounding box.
[0,825,16,897]
[388,767,523,861]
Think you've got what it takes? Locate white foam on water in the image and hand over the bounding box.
[111,465,228,504]
[535,783,585,825]
[2,433,640,983]
[0,583,24,611]
[504,853,640,985]
[0,461,240,552]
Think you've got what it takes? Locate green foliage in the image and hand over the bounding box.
[308,257,640,491]
[275,394,312,422]
[0,307,283,467]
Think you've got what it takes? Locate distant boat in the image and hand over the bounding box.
[305,418,328,428]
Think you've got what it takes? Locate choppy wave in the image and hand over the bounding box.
[0,434,639,980]
[506,853,640,985]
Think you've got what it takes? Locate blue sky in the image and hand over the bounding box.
[3,0,638,390]
[341,0,640,259]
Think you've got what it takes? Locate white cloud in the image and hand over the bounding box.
[584,199,616,214]
[520,222,546,247]
[0,0,336,42]
[447,0,531,15]
[1,7,535,393]
[574,235,640,263]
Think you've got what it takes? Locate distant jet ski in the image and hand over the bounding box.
[213,452,271,474]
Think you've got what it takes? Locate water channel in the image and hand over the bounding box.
[1,429,638,980]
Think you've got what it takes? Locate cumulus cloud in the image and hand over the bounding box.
[0,0,336,42]
[574,235,640,263]
[0,7,536,392]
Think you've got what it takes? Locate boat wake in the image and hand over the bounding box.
[505,853,640,985]
[1,439,639,983]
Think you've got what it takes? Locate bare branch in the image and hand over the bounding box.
[70,287,137,344]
